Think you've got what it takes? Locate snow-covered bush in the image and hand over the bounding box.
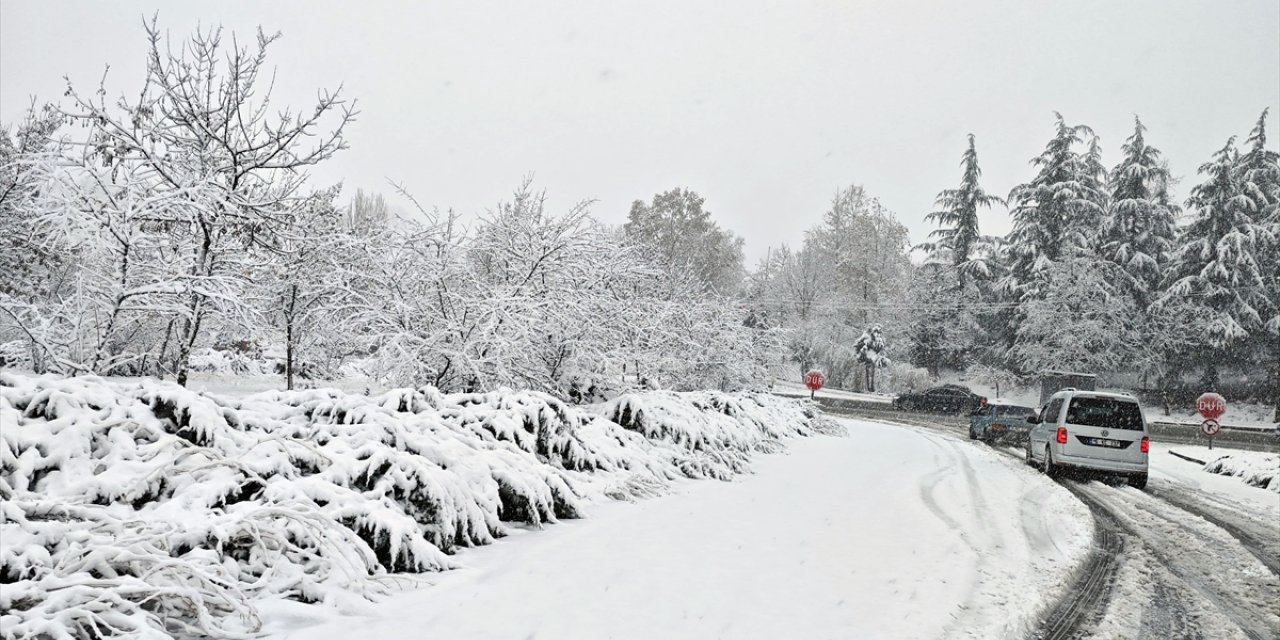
[1202,452,1280,493]
[0,372,832,639]
[606,390,830,479]
[187,347,276,377]
[0,341,29,369]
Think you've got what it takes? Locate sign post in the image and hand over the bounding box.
[1196,392,1227,450]
[804,370,826,400]
[1200,418,1221,448]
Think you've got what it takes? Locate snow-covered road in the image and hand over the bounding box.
[268,419,1092,640]
[829,407,1280,639]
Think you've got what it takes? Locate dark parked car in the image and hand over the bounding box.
[893,385,988,414]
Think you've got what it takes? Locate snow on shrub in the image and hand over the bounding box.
[0,373,832,639]
[1202,452,1280,493]
[187,347,275,376]
[605,390,836,480]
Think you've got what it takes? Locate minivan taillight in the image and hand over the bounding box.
[1141,436,1149,453]
[1056,427,1068,444]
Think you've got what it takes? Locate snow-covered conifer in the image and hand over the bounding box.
[1100,116,1179,308]
[1231,109,1280,415]
[1159,136,1274,386]
[919,134,1004,288]
[1001,114,1108,301]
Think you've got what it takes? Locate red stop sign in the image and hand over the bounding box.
[1196,392,1226,420]
[804,370,826,392]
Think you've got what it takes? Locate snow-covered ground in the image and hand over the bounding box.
[270,418,1092,640]
[1151,444,1280,508]
[1084,480,1280,639]
[156,370,381,397]
[1085,442,1280,639]
[771,379,893,404]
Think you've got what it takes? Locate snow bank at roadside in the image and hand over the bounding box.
[1202,451,1280,493]
[1146,402,1278,430]
[770,379,894,404]
[0,372,834,640]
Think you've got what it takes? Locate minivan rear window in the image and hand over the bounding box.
[1065,397,1144,430]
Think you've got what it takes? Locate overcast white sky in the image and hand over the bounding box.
[2,1,1277,263]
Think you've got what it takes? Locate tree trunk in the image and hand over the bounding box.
[175,221,214,387]
[174,306,204,388]
[286,322,294,391]
[155,318,175,378]
[1271,354,1280,423]
[285,284,298,391]
[90,243,132,373]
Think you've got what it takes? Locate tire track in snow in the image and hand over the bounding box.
[833,409,1124,638]
[1082,483,1280,640]
[860,414,1131,640]
[907,429,1004,638]
[936,436,1024,639]
[1145,578,1201,640]
[1029,482,1124,640]
[1000,449,1200,640]
[1018,484,1065,557]
[950,439,1006,552]
[916,435,970,546]
[1148,485,1280,578]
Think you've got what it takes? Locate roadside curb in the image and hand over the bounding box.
[1167,450,1207,465]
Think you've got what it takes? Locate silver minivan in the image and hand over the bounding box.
[1025,389,1149,489]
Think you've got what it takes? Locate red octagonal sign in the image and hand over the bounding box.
[804,370,826,392]
[1196,392,1226,421]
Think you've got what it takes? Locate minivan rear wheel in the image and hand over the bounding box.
[1127,473,1147,490]
[1044,447,1061,479]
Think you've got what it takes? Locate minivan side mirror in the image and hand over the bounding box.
[1026,415,1040,425]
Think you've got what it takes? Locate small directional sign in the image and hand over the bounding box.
[1200,418,1220,437]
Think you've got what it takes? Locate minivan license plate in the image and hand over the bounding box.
[1087,437,1125,448]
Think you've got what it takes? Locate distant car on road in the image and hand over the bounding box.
[893,385,987,414]
[1026,389,1149,489]
[969,402,1037,444]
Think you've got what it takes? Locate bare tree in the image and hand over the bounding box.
[60,18,356,385]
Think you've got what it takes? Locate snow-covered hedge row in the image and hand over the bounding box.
[0,373,836,639]
[1202,451,1280,493]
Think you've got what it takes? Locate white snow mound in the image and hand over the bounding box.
[1202,451,1280,493]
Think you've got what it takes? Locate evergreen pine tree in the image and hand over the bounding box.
[1100,116,1179,308]
[1235,109,1280,228]
[1159,136,1274,387]
[905,264,980,377]
[1231,109,1280,418]
[920,134,1004,289]
[1000,114,1108,301]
